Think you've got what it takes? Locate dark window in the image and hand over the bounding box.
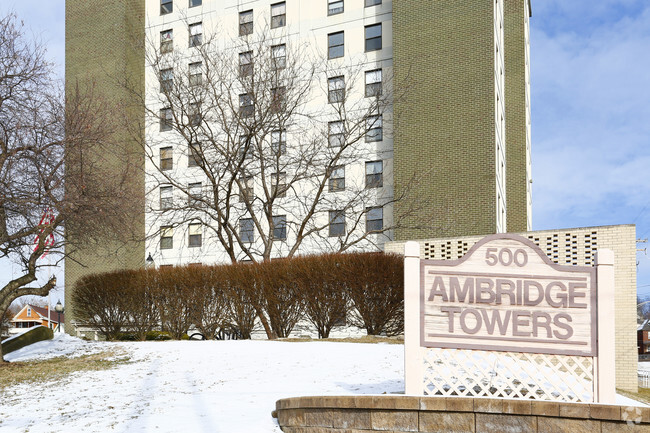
[160,29,173,53]
[188,182,203,206]
[188,223,202,247]
[271,44,286,69]
[239,10,253,36]
[366,207,383,232]
[189,0,201,7]
[271,130,286,156]
[160,68,173,92]
[239,51,253,77]
[365,0,381,6]
[365,115,382,142]
[328,31,344,59]
[160,147,173,170]
[189,62,202,86]
[273,215,287,240]
[271,2,286,28]
[239,135,254,160]
[271,86,286,113]
[161,0,173,15]
[328,165,345,192]
[240,93,254,117]
[329,210,345,237]
[239,176,254,201]
[240,218,254,242]
[160,108,173,131]
[328,121,344,147]
[365,69,382,97]
[160,186,173,210]
[328,76,345,103]
[272,172,287,198]
[189,102,201,126]
[188,143,201,167]
[365,23,382,52]
[189,22,203,47]
[365,160,383,188]
[160,226,173,249]
[328,0,344,15]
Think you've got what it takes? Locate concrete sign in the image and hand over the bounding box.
[420,234,596,356]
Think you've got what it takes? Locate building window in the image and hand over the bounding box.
[271,130,286,156]
[328,165,345,192]
[239,10,253,36]
[188,223,202,247]
[160,68,173,92]
[328,31,344,59]
[271,86,286,113]
[188,142,201,167]
[365,160,383,188]
[160,147,173,170]
[271,2,286,28]
[366,207,383,232]
[27,307,31,317]
[365,24,382,52]
[329,210,345,237]
[365,69,382,97]
[160,29,173,53]
[328,76,345,104]
[240,93,254,117]
[328,121,344,147]
[240,218,254,243]
[189,22,203,47]
[189,62,202,86]
[160,108,173,131]
[272,172,287,198]
[239,135,254,159]
[365,115,383,142]
[189,0,201,7]
[189,102,201,126]
[365,0,381,6]
[239,176,254,201]
[160,185,173,210]
[160,226,173,249]
[239,51,253,77]
[273,215,287,240]
[161,0,173,15]
[328,0,344,15]
[271,44,286,69]
[188,182,202,206]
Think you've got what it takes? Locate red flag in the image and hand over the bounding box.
[33,207,55,258]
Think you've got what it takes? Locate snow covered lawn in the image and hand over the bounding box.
[0,334,403,433]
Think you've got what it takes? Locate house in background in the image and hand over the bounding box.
[10,305,64,334]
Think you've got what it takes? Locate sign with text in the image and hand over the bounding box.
[420,235,597,356]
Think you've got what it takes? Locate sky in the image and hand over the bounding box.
[1,0,650,298]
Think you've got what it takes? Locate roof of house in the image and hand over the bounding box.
[12,304,65,324]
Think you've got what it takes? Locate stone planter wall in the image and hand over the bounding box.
[274,395,650,432]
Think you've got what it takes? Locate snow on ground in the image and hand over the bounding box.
[1,334,403,433]
[1,334,646,433]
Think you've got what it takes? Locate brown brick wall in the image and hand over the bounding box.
[64,0,146,333]
[504,0,530,232]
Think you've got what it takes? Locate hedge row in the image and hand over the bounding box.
[72,252,404,340]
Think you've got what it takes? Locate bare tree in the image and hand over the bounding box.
[0,13,138,360]
[133,21,424,265]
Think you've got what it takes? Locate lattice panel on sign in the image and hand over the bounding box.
[422,348,594,402]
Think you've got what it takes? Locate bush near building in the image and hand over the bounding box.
[72,252,404,340]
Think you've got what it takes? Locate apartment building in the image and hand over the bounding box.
[65,0,532,327]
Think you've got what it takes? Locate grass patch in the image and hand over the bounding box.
[618,387,650,405]
[278,335,404,344]
[0,350,131,390]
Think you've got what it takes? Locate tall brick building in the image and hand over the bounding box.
[65,0,532,328]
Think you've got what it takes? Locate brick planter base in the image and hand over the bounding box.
[274,395,650,432]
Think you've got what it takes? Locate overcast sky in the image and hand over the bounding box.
[1,1,650,298]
